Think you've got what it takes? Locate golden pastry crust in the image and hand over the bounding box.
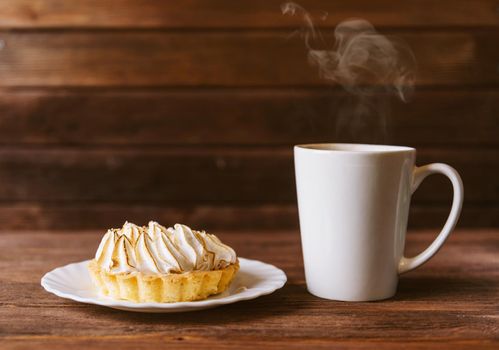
[88,259,239,303]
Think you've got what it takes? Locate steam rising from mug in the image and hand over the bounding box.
[281,2,417,142]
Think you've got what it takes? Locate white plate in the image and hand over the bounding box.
[41,258,287,313]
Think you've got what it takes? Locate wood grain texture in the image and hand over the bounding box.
[0,1,496,230]
[2,338,498,350]
[0,230,498,349]
[0,147,496,203]
[0,203,496,231]
[0,31,496,87]
[0,0,497,28]
[0,89,497,147]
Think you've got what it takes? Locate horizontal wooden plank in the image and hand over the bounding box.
[0,147,496,203]
[0,0,497,29]
[0,203,496,231]
[1,230,498,349]
[3,338,499,350]
[0,31,496,87]
[0,89,497,147]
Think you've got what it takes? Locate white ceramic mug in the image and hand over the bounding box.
[294,143,463,301]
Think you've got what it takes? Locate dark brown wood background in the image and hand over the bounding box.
[0,0,497,231]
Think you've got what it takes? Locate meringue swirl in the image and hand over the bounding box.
[94,221,237,275]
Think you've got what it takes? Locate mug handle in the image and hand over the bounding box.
[398,163,464,274]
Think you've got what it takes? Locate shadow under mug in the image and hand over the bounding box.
[294,143,463,301]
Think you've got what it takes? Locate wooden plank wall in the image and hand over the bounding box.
[0,0,497,230]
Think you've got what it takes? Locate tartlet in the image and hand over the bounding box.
[88,221,239,303]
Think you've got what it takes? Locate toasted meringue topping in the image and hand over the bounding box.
[94,221,237,275]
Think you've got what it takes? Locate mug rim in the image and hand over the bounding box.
[294,143,415,154]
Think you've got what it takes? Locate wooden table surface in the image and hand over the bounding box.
[1,229,498,349]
